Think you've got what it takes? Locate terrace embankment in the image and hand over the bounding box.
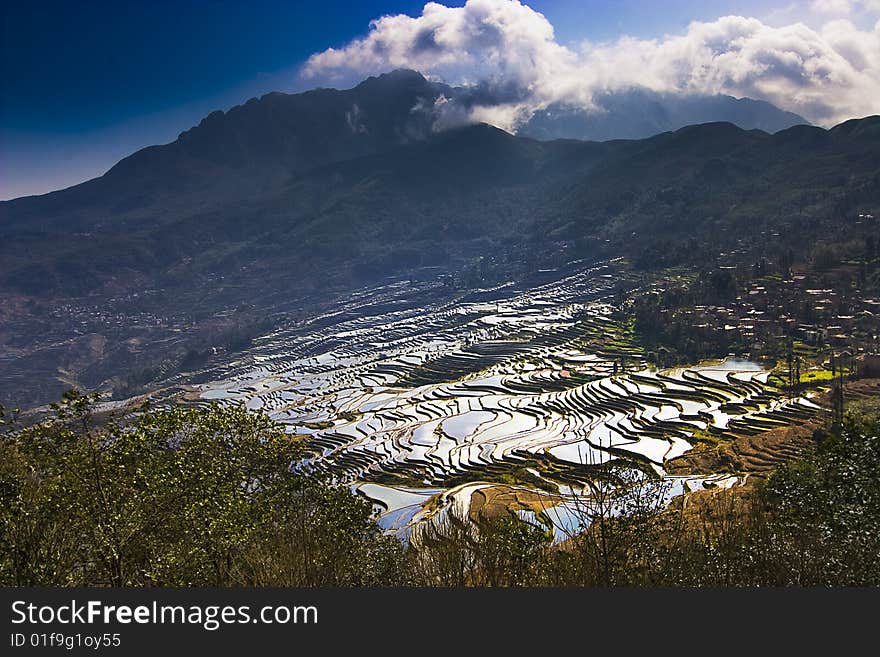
[837,378,880,402]
[666,378,880,476]
[467,485,560,522]
[665,421,821,476]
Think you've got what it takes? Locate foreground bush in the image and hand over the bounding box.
[0,392,407,586]
[2,393,879,587]
[408,415,880,587]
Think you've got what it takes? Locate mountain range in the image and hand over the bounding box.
[0,69,878,408]
[519,88,808,141]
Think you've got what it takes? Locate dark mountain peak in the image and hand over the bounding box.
[656,121,765,151]
[670,121,764,141]
[197,109,226,127]
[256,90,288,101]
[438,121,514,141]
[355,68,429,89]
[770,117,880,155]
[830,115,880,138]
[772,122,824,139]
[411,122,533,170]
[673,120,740,134]
[98,70,451,198]
[314,120,547,196]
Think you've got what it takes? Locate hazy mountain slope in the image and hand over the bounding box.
[519,88,809,142]
[2,115,879,301]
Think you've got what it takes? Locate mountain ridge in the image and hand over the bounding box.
[519,88,808,142]
[2,69,811,209]
[0,70,877,409]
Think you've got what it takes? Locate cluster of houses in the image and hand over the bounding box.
[50,300,169,336]
[668,265,880,367]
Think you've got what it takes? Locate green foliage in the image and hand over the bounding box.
[799,369,834,384]
[604,413,880,586]
[760,413,880,585]
[0,392,406,586]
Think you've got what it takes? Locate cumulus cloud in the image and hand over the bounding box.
[303,0,880,129]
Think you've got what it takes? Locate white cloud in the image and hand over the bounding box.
[303,0,880,128]
[810,0,880,15]
[810,0,852,15]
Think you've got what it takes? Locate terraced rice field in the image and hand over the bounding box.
[193,260,825,537]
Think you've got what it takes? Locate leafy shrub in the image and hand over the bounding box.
[0,392,407,586]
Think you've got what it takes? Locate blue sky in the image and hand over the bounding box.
[2,0,879,199]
